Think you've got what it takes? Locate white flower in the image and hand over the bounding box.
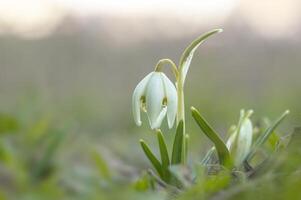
[226,110,253,166]
[132,72,178,129]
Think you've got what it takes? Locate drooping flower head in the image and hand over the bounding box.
[132,72,177,130]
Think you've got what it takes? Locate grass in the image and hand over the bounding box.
[0,94,299,200]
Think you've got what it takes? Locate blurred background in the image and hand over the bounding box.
[0,0,300,199]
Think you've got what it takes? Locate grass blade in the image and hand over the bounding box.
[171,121,184,164]
[245,110,290,161]
[0,114,19,134]
[91,150,111,180]
[288,127,301,149]
[32,130,64,180]
[184,134,189,164]
[201,147,216,165]
[157,130,170,169]
[140,139,163,178]
[156,130,171,182]
[191,107,232,168]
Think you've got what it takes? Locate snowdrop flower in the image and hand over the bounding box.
[226,110,253,166]
[132,72,177,130]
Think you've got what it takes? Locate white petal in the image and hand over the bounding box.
[145,72,166,129]
[132,72,153,126]
[160,73,177,128]
[150,106,167,129]
[235,118,253,166]
[226,131,237,150]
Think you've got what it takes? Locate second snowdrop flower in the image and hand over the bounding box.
[226,110,253,166]
[132,71,177,130]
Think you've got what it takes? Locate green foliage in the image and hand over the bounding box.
[157,130,170,169]
[191,107,232,168]
[140,140,163,178]
[0,113,19,134]
[178,29,222,83]
[134,172,155,191]
[245,110,290,162]
[157,130,171,181]
[91,150,111,180]
[32,130,65,180]
[171,121,184,165]
[139,122,186,186]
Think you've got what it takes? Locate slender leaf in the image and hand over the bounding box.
[171,121,184,164]
[179,29,223,83]
[288,127,301,149]
[169,165,191,189]
[184,134,189,164]
[201,147,216,165]
[157,130,170,169]
[32,130,64,180]
[191,107,232,168]
[134,171,154,191]
[91,150,111,180]
[267,132,280,150]
[0,114,19,134]
[140,140,163,178]
[245,110,290,162]
[157,130,171,182]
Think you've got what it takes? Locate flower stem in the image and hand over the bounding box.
[154,58,187,164]
[176,75,186,164]
[154,59,179,79]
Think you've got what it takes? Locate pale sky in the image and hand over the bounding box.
[0,0,300,39]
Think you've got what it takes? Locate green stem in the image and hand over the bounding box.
[177,74,186,164]
[153,58,187,164]
[154,59,179,79]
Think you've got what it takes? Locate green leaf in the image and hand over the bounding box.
[171,121,184,164]
[191,107,232,168]
[245,110,290,162]
[140,140,163,178]
[204,171,231,194]
[0,114,19,134]
[184,134,189,163]
[91,150,111,180]
[288,127,301,149]
[157,130,171,182]
[157,130,170,169]
[134,171,154,191]
[27,116,51,142]
[32,130,65,180]
[179,29,223,83]
[267,132,280,150]
[169,165,190,188]
[201,147,216,165]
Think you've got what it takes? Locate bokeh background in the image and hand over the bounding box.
[0,0,300,199]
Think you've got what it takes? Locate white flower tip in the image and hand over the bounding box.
[132,72,154,127]
[149,106,167,130]
[135,120,142,127]
[167,116,176,129]
[190,106,197,112]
